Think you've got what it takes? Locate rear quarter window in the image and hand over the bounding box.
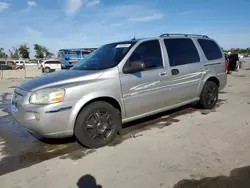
[198,39,223,60]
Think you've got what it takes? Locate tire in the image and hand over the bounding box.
[199,81,219,109]
[74,101,121,148]
[44,67,50,73]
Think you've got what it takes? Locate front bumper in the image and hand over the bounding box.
[11,90,74,138]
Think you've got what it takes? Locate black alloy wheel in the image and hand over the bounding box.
[199,81,219,109]
[75,101,121,148]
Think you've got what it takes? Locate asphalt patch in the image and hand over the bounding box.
[173,166,250,188]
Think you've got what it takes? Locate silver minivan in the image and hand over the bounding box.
[11,34,227,148]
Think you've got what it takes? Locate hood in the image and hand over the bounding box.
[18,70,103,91]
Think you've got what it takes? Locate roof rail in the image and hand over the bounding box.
[159,33,209,38]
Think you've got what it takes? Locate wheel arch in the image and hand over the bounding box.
[198,76,220,97]
[81,97,121,112]
[68,94,124,132]
[206,76,220,87]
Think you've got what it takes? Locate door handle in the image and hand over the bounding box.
[171,69,179,75]
[159,72,167,76]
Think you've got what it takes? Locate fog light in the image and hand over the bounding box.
[34,112,40,121]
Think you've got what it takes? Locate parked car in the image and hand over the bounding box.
[0,60,10,70]
[25,61,39,67]
[40,60,62,73]
[11,34,227,148]
[238,54,244,59]
[6,60,17,69]
[13,60,25,69]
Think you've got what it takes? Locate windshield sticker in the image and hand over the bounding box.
[116,44,131,48]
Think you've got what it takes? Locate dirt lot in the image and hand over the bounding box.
[1,59,250,188]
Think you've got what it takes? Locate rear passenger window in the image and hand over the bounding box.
[129,40,163,70]
[198,39,222,60]
[164,38,200,67]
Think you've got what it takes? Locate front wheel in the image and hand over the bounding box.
[74,101,121,148]
[199,81,219,109]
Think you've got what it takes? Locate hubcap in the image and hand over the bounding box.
[85,110,114,141]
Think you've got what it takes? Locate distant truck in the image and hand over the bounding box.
[58,48,96,69]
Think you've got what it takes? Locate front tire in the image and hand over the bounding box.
[199,81,219,109]
[74,101,121,148]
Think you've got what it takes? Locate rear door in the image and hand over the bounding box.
[163,38,204,103]
[52,61,61,70]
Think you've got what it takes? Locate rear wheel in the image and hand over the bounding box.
[74,101,121,148]
[199,81,219,109]
[44,67,50,73]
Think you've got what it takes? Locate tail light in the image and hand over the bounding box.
[225,59,229,72]
[40,64,43,68]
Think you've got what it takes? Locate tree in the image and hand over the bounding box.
[18,44,30,59]
[42,47,54,58]
[34,44,54,58]
[34,44,44,58]
[9,47,19,59]
[0,48,8,58]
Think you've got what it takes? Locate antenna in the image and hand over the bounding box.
[132,33,136,40]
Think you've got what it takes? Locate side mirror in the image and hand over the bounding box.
[123,61,145,74]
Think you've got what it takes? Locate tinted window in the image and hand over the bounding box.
[164,38,200,67]
[198,39,222,60]
[129,40,163,70]
[0,61,5,65]
[45,61,60,64]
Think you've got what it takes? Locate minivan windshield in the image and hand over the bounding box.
[71,41,136,71]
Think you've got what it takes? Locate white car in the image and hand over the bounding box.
[40,60,62,73]
[238,54,244,59]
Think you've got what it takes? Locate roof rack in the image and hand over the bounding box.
[159,33,209,38]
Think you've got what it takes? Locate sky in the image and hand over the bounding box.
[0,0,250,56]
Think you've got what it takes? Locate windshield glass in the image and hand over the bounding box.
[71,42,136,70]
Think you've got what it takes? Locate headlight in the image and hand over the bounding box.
[29,88,65,104]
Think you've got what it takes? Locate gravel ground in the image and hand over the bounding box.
[1,59,250,188]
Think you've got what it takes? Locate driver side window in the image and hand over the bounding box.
[128,40,163,70]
